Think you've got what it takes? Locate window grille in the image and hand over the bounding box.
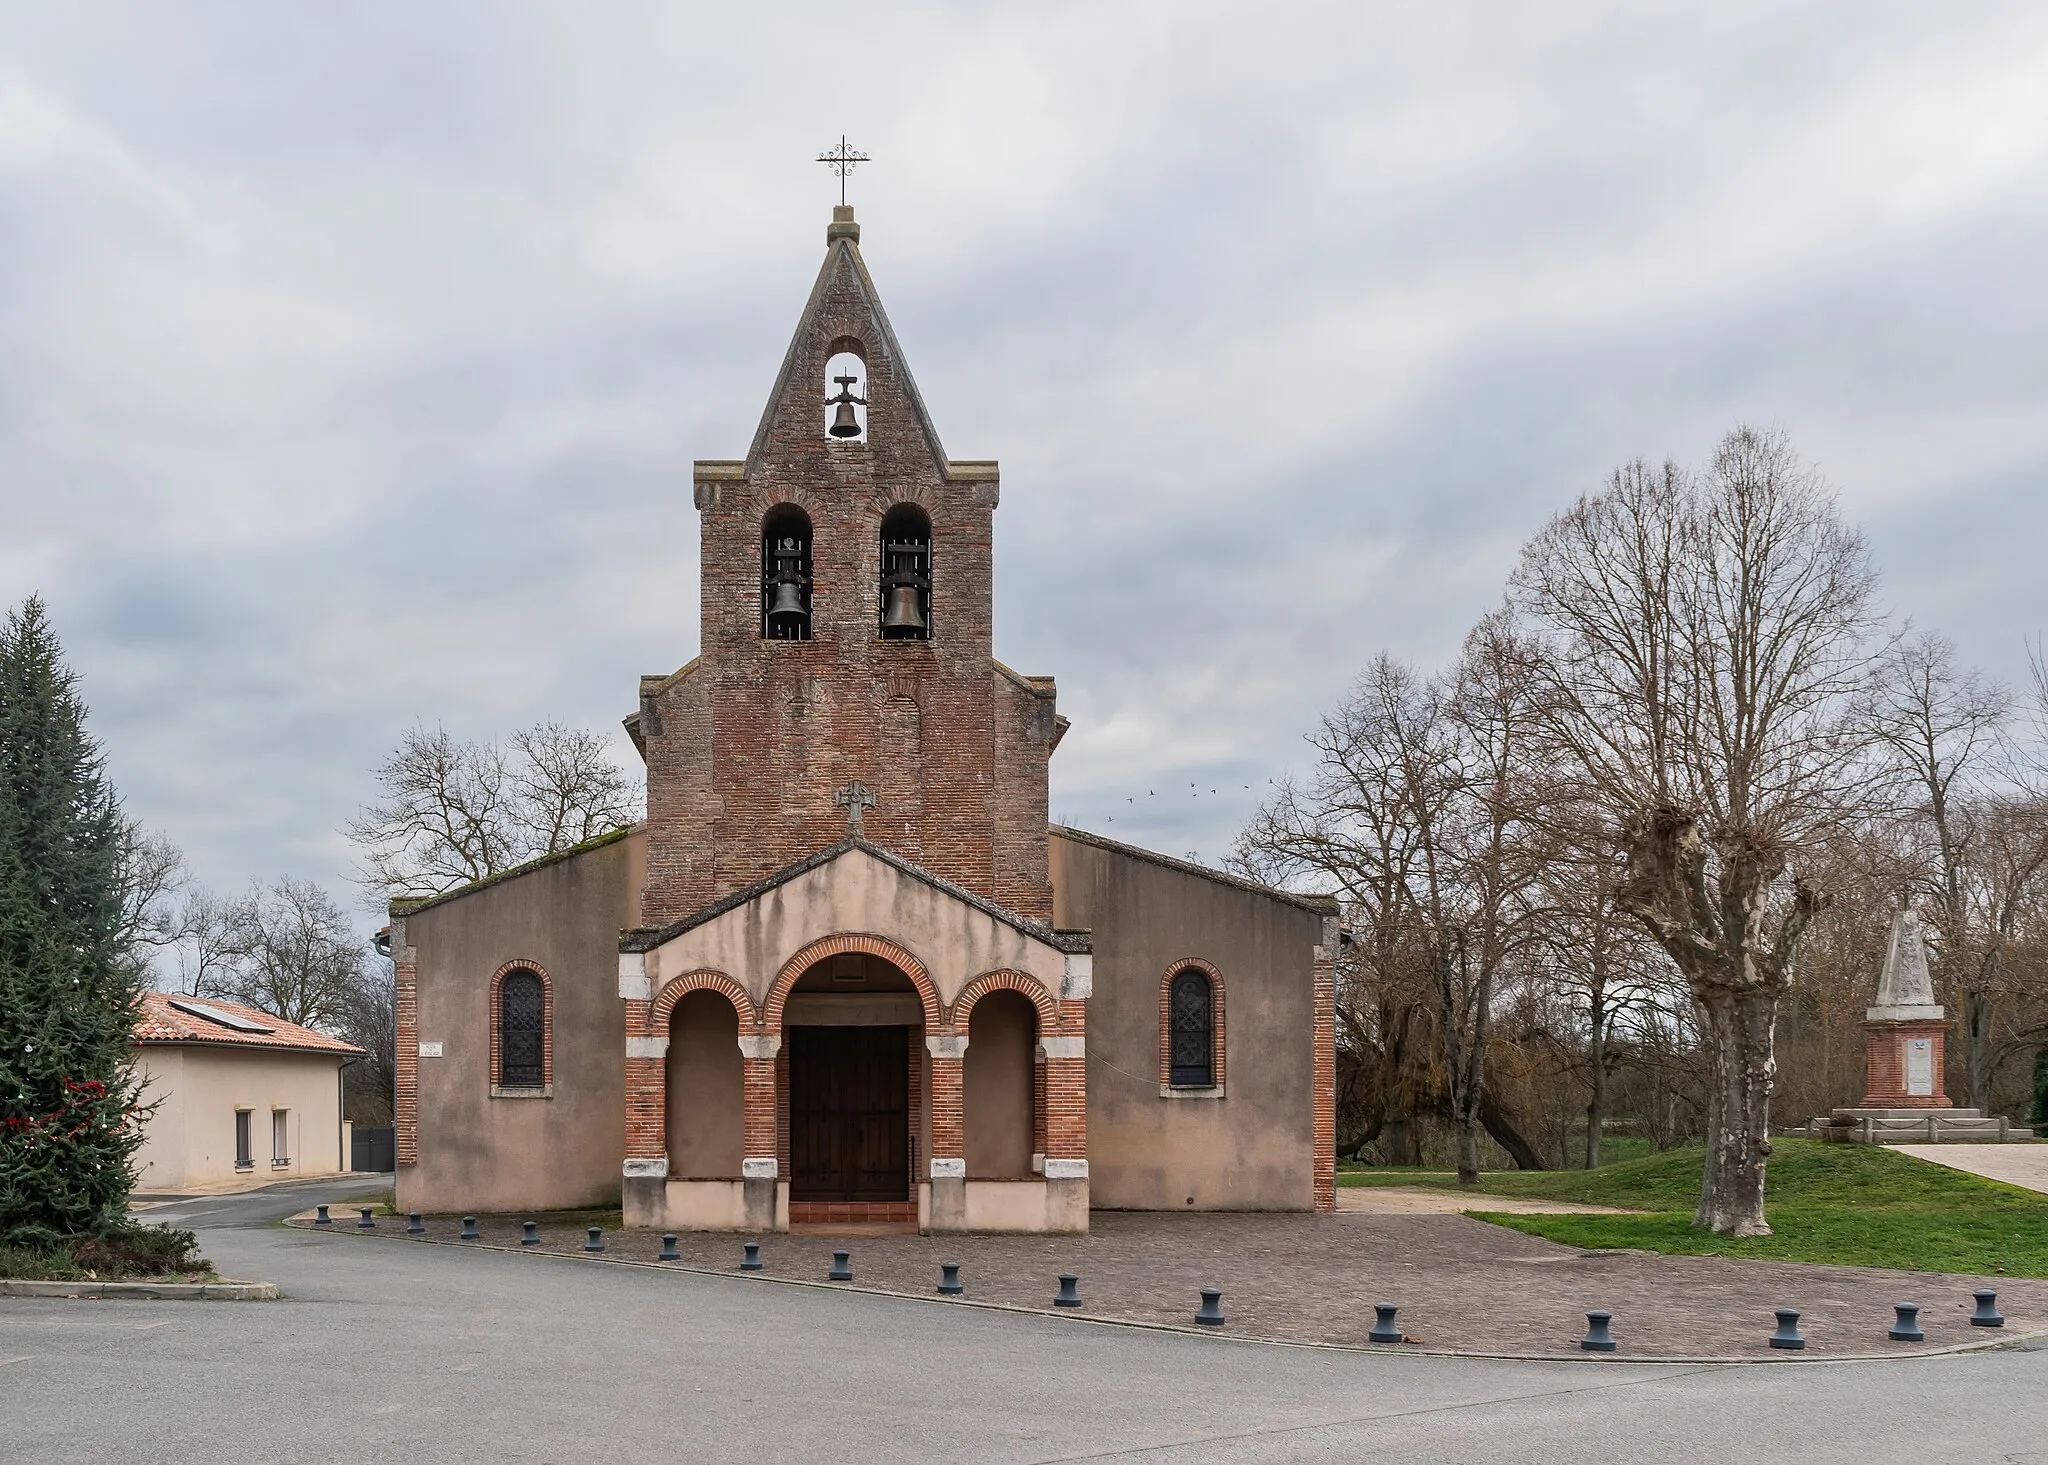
[500,971,545,1088]
[1168,969,1215,1087]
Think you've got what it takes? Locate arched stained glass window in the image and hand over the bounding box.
[1168,968,1214,1088]
[500,970,545,1088]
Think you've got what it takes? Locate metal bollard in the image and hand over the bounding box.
[585,1227,606,1253]
[1580,1310,1617,1352]
[1194,1289,1226,1326]
[1054,1274,1082,1308]
[314,1204,332,1226]
[1971,1289,2004,1328]
[358,1207,376,1229]
[521,1220,539,1246]
[741,1241,762,1271]
[1889,1303,1924,1342]
[1769,1309,1805,1350]
[938,1262,964,1296]
[406,1211,424,1235]
[460,1215,479,1240]
[1368,1303,1403,1344]
[829,1250,852,1282]
[659,1233,680,1262]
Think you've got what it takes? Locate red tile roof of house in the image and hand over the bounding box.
[135,991,363,1056]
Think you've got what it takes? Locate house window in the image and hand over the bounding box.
[271,1109,290,1167]
[234,1109,253,1170]
[1168,968,1216,1088]
[499,969,546,1088]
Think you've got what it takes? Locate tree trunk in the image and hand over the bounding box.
[1479,1092,1547,1170]
[1584,990,1608,1170]
[1964,987,1994,1113]
[1693,986,1777,1236]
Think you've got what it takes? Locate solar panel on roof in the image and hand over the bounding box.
[168,999,275,1034]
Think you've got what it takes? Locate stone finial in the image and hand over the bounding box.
[1868,909,1943,1022]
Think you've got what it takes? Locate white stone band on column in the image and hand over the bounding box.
[741,1157,779,1180]
[1043,1158,1089,1180]
[1061,953,1093,1000]
[929,1157,965,1179]
[619,952,650,1000]
[926,1033,968,1059]
[622,1157,668,1178]
[625,1036,668,1059]
[1040,1036,1085,1059]
[737,1035,782,1059]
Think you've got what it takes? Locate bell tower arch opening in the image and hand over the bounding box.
[879,503,931,641]
[824,340,868,442]
[761,505,813,641]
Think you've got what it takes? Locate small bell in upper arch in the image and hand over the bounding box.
[826,373,867,439]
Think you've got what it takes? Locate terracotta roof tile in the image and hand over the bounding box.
[135,992,363,1056]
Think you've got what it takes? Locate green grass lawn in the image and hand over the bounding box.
[1348,1138,2048,1277]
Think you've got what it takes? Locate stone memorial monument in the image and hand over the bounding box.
[1813,910,2022,1143]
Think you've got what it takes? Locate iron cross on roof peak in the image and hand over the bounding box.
[833,780,877,836]
[816,136,870,207]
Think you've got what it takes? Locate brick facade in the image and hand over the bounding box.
[635,207,1058,930]
[1860,1018,1952,1109]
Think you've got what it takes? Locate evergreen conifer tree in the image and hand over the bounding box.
[0,597,148,1245]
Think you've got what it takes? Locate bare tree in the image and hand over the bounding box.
[1870,631,2016,1107]
[220,877,366,1031]
[347,721,642,900]
[1513,427,1881,1234]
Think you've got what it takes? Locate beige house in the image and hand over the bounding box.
[133,992,362,1191]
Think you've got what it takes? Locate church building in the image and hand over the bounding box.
[390,206,1337,1234]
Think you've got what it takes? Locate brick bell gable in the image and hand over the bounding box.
[633,206,1060,927]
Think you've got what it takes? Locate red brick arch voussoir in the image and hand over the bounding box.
[648,969,758,1033]
[1159,957,1226,1088]
[762,932,944,1033]
[949,968,1061,1035]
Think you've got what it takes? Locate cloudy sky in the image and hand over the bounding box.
[3,3,2045,902]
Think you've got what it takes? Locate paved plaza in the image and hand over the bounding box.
[310,1205,2046,1361]
[1,1180,2046,1462]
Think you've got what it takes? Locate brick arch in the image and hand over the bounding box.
[949,969,1059,1035]
[762,933,943,1032]
[489,959,553,1090]
[1160,957,1226,1089]
[650,969,757,1033]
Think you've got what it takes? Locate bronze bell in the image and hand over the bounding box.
[826,372,867,438]
[881,584,926,633]
[765,579,807,626]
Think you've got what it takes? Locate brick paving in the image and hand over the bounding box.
[302,1208,2048,1360]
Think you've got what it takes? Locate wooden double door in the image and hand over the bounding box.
[788,1025,910,1202]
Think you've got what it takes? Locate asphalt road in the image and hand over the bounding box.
[3,1180,2046,1464]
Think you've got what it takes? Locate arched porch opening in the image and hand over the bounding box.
[781,950,927,1211]
[964,990,1037,1179]
[667,990,743,1178]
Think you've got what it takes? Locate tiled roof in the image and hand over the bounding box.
[134,992,363,1056]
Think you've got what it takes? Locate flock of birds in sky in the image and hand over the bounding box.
[1093,777,1278,865]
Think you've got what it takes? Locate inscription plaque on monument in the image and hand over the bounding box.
[1905,1037,1934,1097]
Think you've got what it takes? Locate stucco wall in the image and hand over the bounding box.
[648,846,1067,1011]
[398,831,641,1214]
[1050,830,1324,1211]
[134,1045,348,1190]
